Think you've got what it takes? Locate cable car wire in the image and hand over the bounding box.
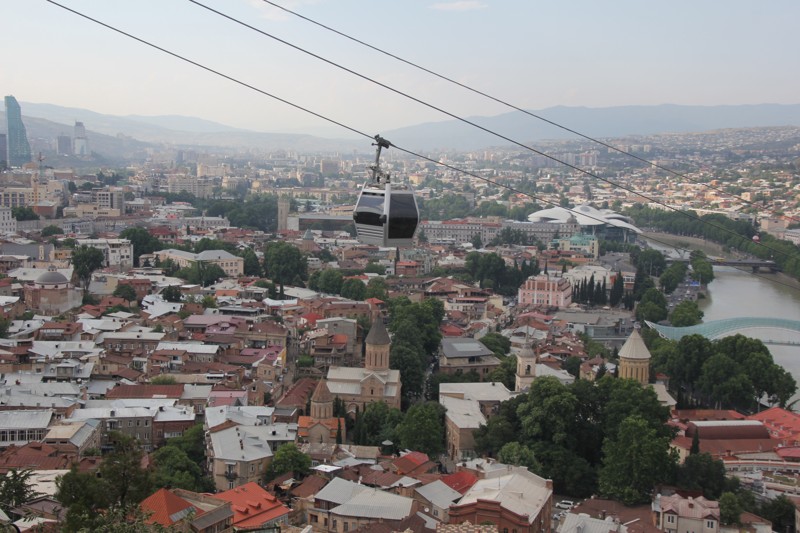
[43,0,800,295]
[186,0,799,265]
[256,0,800,225]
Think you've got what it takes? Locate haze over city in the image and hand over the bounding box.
[3,0,799,138]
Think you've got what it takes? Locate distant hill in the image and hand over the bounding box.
[16,101,363,153]
[7,101,800,155]
[382,104,800,151]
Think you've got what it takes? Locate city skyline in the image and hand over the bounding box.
[2,1,799,139]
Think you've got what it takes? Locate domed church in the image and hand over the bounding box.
[22,266,82,315]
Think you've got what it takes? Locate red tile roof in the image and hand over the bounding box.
[213,482,290,528]
[442,471,478,494]
[140,488,203,526]
[290,475,328,499]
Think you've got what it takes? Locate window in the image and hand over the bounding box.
[667,515,675,523]
[343,523,349,532]
[706,521,715,529]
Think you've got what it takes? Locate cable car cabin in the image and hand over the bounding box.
[353,182,419,247]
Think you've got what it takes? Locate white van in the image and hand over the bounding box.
[555,500,574,510]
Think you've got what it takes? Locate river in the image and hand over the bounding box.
[699,266,800,402]
[644,234,800,401]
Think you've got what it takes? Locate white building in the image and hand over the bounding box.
[0,207,18,235]
[76,238,134,269]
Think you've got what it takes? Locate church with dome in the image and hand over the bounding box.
[324,316,402,414]
[22,266,82,315]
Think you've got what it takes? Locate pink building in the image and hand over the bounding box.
[517,273,572,309]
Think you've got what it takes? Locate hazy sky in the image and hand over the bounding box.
[3,0,798,138]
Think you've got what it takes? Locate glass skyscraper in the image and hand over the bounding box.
[4,95,31,167]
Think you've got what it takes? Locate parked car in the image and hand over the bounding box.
[555,500,575,510]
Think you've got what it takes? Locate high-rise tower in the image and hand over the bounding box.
[4,96,31,167]
[73,121,89,156]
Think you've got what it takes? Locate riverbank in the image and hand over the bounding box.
[642,232,737,260]
[644,231,800,291]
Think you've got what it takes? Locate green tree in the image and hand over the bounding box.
[340,278,367,301]
[41,224,63,237]
[636,249,667,277]
[56,432,152,532]
[120,226,163,267]
[563,356,582,378]
[0,468,39,513]
[518,377,578,448]
[609,271,625,306]
[364,262,386,275]
[390,342,426,401]
[72,245,105,288]
[365,277,389,301]
[151,446,212,492]
[11,206,39,221]
[100,432,152,508]
[697,354,753,409]
[480,333,511,357]
[265,443,311,481]
[176,262,227,286]
[675,452,726,499]
[353,401,403,446]
[488,354,517,390]
[166,424,206,465]
[474,416,518,457]
[599,415,677,505]
[315,269,343,294]
[241,248,262,277]
[161,285,182,302]
[636,301,668,323]
[56,466,113,532]
[113,283,138,303]
[264,241,307,289]
[497,442,541,472]
[396,402,446,457]
[759,495,796,533]
[201,295,217,308]
[670,300,704,327]
[151,375,177,385]
[719,492,743,525]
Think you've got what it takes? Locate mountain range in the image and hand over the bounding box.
[4,101,800,157]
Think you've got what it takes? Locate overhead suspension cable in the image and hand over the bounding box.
[187,0,798,264]
[257,0,799,224]
[44,0,800,294]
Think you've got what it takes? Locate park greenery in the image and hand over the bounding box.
[644,330,796,411]
[628,205,800,279]
[388,297,444,404]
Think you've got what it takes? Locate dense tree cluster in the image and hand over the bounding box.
[56,433,153,532]
[646,331,796,410]
[670,300,704,327]
[628,205,800,279]
[388,298,444,403]
[264,241,307,289]
[473,376,675,501]
[571,273,608,306]
[464,251,538,296]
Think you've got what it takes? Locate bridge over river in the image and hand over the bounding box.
[665,256,781,272]
[646,317,800,345]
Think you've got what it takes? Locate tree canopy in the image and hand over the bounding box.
[72,245,105,287]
